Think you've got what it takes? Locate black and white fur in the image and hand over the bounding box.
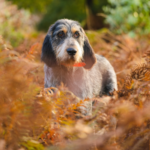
[41,19,117,115]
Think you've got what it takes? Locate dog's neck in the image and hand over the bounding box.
[51,65,79,75]
[48,65,84,83]
[45,66,84,90]
[45,64,85,98]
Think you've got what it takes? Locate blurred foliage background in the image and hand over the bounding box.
[104,0,150,36]
[6,0,150,36]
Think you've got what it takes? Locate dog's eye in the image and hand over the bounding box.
[57,31,65,38]
[74,31,80,38]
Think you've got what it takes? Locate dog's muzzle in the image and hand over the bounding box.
[66,48,77,56]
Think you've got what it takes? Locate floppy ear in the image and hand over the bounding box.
[83,36,97,69]
[41,34,57,67]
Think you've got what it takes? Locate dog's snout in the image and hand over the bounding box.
[67,48,76,56]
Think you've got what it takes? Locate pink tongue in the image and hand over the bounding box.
[73,62,86,67]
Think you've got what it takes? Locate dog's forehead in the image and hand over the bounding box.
[53,19,81,31]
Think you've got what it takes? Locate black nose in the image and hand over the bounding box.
[67,48,76,56]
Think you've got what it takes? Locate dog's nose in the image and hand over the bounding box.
[67,48,76,56]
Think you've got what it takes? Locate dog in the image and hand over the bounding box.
[41,19,117,115]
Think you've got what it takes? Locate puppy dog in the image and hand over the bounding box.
[41,19,117,115]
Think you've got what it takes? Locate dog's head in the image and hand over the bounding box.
[41,19,96,69]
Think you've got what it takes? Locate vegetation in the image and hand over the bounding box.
[6,0,52,13]
[7,0,108,30]
[2,0,150,150]
[0,0,39,47]
[37,0,86,31]
[104,0,150,36]
[7,0,150,35]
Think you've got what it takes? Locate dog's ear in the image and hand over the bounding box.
[41,33,57,67]
[83,35,97,69]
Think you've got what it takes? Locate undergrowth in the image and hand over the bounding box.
[1,29,150,150]
[0,0,39,47]
[1,1,150,150]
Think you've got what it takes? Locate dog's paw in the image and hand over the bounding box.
[41,87,59,101]
[44,87,58,95]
